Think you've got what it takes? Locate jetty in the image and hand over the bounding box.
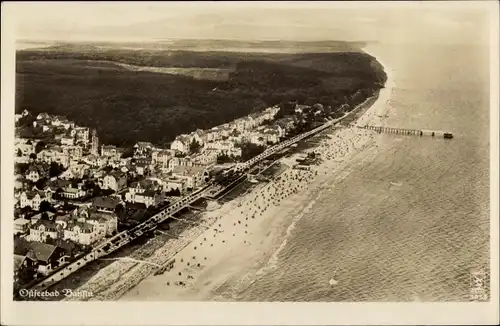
[362,125,453,139]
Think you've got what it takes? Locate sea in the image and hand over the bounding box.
[234,42,491,302]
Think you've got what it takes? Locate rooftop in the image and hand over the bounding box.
[176,135,192,143]
[63,187,82,194]
[14,255,26,271]
[136,190,157,197]
[108,170,126,179]
[31,218,59,232]
[28,242,59,262]
[93,196,122,210]
[14,218,31,226]
[23,190,46,200]
[67,221,94,233]
[172,165,206,177]
[135,142,154,148]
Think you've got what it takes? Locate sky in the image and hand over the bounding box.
[6,1,492,44]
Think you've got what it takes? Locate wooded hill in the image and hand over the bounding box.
[16,45,387,147]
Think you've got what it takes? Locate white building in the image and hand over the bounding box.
[83,154,106,168]
[171,166,208,190]
[28,219,60,243]
[19,190,52,211]
[26,166,44,182]
[125,190,161,207]
[170,135,191,154]
[61,187,86,199]
[62,145,83,160]
[64,163,90,179]
[36,113,50,121]
[101,145,118,158]
[84,213,118,238]
[262,129,280,144]
[249,132,267,146]
[14,218,31,235]
[228,147,243,157]
[191,149,218,167]
[165,178,186,193]
[14,141,35,157]
[155,149,175,166]
[38,147,70,168]
[60,135,74,146]
[99,171,127,192]
[134,142,154,158]
[74,127,90,145]
[63,221,98,246]
[205,141,241,157]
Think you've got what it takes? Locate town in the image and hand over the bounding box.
[13,99,348,292]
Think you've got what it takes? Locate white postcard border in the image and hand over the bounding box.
[1,1,499,325]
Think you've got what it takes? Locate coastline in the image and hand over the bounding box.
[357,46,395,128]
[62,54,395,302]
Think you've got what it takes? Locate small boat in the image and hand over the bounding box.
[443,133,453,139]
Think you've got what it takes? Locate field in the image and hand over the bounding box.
[15,42,387,147]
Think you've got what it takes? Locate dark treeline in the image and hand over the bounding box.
[16,47,386,147]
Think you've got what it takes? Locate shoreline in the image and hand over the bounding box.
[62,55,395,302]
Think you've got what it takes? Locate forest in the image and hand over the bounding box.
[16,45,386,147]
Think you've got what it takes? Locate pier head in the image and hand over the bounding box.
[363,125,453,139]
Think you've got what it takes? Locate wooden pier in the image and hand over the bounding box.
[363,125,453,139]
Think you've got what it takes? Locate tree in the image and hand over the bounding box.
[35,178,47,190]
[39,200,53,212]
[165,188,181,197]
[17,114,36,128]
[34,141,45,154]
[175,152,186,158]
[20,206,33,217]
[62,201,76,211]
[15,163,30,174]
[101,189,115,196]
[45,236,56,245]
[239,142,266,161]
[93,184,102,197]
[16,263,37,286]
[82,180,95,191]
[189,139,201,154]
[70,178,79,188]
[115,203,126,221]
[217,153,233,164]
[40,212,49,220]
[54,187,63,200]
[49,162,65,178]
[121,147,134,159]
[29,153,37,160]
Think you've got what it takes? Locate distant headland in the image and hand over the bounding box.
[15,40,387,148]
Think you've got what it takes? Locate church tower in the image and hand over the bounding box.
[91,129,99,156]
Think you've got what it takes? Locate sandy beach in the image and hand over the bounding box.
[63,55,395,302]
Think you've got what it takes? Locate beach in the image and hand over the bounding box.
[62,54,395,301]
